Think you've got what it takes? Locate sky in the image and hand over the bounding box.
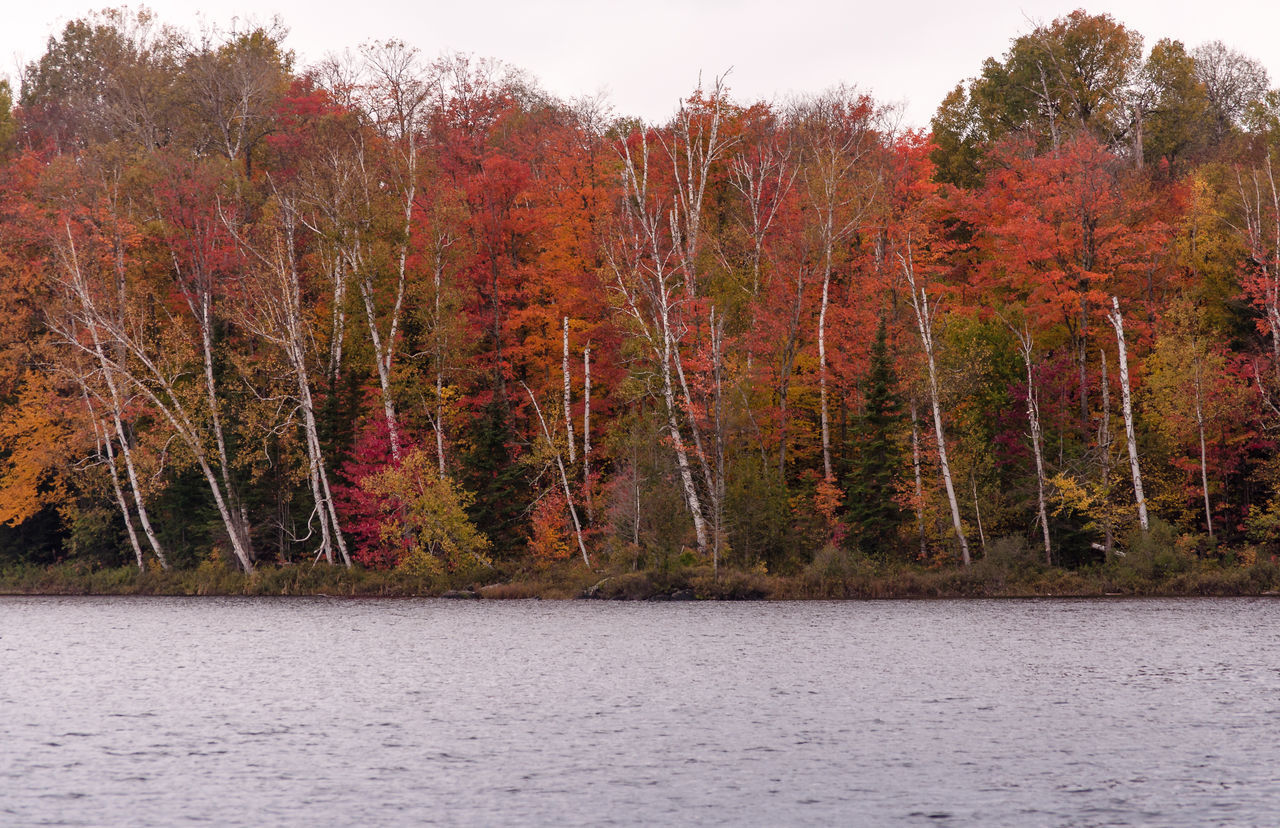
[3,1,1278,128]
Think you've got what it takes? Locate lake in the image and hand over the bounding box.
[1,596,1278,826]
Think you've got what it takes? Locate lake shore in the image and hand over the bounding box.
[3,554,1279,600]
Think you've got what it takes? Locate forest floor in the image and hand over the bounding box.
[3,548,1279,600]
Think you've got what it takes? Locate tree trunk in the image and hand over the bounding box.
[818,247,834,481]
[99,420,145,570]
[1099,350,1114,557]
[901,245,970,565]
[563,316,576,465]
[910,398,927,558]
[583,342,593,523]
[524,384,589,566]
[1107,297,1149,532]
[971,474,987,556]
[1014,326,1052,565]
[1194,361,1213,538]
[661,326,709,552]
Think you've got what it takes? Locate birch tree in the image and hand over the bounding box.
[899,239,971,565]
[1009,322,1053,563]
[609,127,709,552]
[1106,296,1149,532]
[225,192,352,567]
[51,217,256,571]
[792,88,882,480]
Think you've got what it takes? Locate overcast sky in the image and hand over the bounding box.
[4,1,1278,128]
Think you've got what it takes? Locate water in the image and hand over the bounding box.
[1,597,1278,826]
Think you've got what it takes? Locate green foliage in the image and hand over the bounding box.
[724,450,793,571]
[845,319,906,556]
[461,398,529,555]
[362,448,492,573]
[930,84,983,188]
[1111,517,1191,580]
[0,80,14,158]
[1141,39,1211,168]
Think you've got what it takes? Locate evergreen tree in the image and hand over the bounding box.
[846,319,906,556]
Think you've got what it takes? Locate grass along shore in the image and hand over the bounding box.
[3,541,1280,600]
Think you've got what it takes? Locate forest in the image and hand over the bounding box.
[1,7,1279,596]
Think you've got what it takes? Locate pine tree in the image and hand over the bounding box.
[845,319,906,556]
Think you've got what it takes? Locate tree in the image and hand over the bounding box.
[1106,297,1149,532]
[1138,39,1211,169]
[792,87,883,482]
[1144,301,1250,537]
[845,319,905,555]
[968,10,1143,152]
[360,447,490,574]
[900,238,971,566]
[1192,41,1271,145]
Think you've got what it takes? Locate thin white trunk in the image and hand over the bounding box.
[296,358,351,567]
[583,341,593,523]
[1099,350,1115,557]
[1107,296,1149,532]
[192,289,253,564]
[615,133,708,552]
[671,327,718,509]
[433,259,448,477]
[662,328,709,552]
[923,319,971,566]
[1194,363,1213,538]
[358,269,403,460]
[563,316,576,465]
[971,475,987,555]
[1014,326,1053,564]
[110,413,168,570]
[99,420,145,570]
[818,255,833,481]
[711,306,727,573]
[901,244,970,565]
[523,384,590,566]
[329,258,347,383]
[910,398,927,558]
[90,328,169,570]
[435,370,447,478]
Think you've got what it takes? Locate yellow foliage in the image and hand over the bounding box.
[0,376,71,526]
[363,448,492,571]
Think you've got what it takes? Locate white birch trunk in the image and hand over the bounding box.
[1099,351,1115,557]
[1014,327,1053,564]
[1194,362,1213,538]
[61,229,255,572]
[662,327,710,552]
[971,475,987,555]
[910,398,927,558]
[615,133,709,552]
[901,245,970,565]
[583,341,593,523]
[110,412,168,570]
[1107,297,1149,532]
[818,250,834,481]
[99,419,145,570]
[563,316,576,465]
[523,384,589,566]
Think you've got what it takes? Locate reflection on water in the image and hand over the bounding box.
[1,596,1278,826]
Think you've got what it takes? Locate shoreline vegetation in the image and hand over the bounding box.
[4,543,1279,600]
[2,9,1280,589]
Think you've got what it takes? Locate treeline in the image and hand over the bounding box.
[0,7,1278,579]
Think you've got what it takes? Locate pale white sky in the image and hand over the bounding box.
[3,1,1278,128]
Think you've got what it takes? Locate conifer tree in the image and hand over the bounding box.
[845,319,905,556]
